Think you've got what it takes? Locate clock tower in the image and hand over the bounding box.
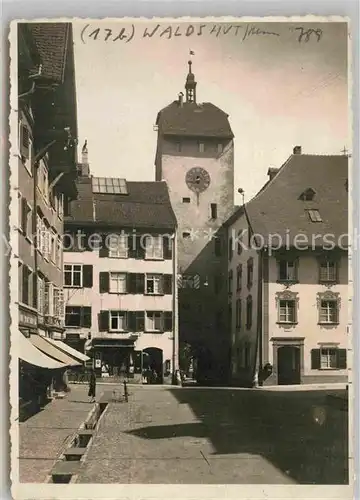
[154,60,235,383]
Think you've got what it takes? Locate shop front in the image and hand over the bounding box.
[91,339,136,379]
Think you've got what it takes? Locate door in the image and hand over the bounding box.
[277,345,301,385]
[143,347,163,384]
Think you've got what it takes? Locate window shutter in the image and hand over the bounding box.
[136,236,145,259]
[98,311,109,331]
[136,311,145,332]
[99,272,109,293]
[81,307,92,328]
[135,274,145,294]
[20,124,30,159]
[99,235,109,257]
[164,311,173,331]
[128,273,137,294]
[337,349,347,369]
[128,235,137,259]
[21,198,27,234]
[163,237,172,260]
[82,265,93,288]
[128,311,136,332]
[311,349,321,369]
[163,274,172,294]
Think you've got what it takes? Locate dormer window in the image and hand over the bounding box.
[299,188,316,201]
[307,209,322,222]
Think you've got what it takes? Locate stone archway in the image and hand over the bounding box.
[143,347,163,384]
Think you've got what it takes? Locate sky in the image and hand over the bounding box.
[73,20,349,203]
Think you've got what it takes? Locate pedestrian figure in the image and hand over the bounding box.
[88,368,96,403]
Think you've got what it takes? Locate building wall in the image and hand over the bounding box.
[227,213,259,386]
[18,108,65,337]
[63,233,178,375]
[265,251,348,384]
[227,220,348,385]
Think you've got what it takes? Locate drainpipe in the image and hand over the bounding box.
[171,230,179,384]
[253,248,264,386]
[241,204,263,387]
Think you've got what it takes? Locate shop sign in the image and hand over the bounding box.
[19,310,37,327]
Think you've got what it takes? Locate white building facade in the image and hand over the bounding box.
[63,158,178,383]
[225,148,349,386]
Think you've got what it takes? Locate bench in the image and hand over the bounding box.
[51,460,81,483]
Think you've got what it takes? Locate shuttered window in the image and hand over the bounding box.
[109,272,127,293]
[145,235,163,260]
[109,311,128,331]
[64,264,93,288]
[319,260,337,282]
[146,274,163,295]
[65,306,92,327]
[146,311,163,332]
[311,348,347,370]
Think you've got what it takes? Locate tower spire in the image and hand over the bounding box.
[185,57,197,103]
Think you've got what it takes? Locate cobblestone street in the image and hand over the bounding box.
[19,385,93,483]
[77,385,348,484]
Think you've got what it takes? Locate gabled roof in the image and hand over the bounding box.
[28,23,70,83]
[156,101,234,139]
[225,154,348,249]
[65,178,177,230]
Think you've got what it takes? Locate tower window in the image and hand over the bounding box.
[198,142,205,153]
[176,142,182,152]
[217,143,223,153]
[182,232,191,239]
[210,203,217,219]
[182,197,190,203]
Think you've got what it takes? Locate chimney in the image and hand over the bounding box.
[178,92,184,107]
[293,145,302,155]
[267,167,279,181]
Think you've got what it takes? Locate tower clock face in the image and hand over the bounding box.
[185,167,211,193]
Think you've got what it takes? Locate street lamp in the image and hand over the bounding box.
[238,188,245,205]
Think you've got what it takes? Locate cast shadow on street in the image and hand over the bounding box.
[126,388,348,485]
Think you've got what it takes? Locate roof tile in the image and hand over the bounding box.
[156,101,234,139]
[227,154,348,248]
[29,23,69,83]
[65,178,177,229]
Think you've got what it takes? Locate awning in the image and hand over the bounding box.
[18,332,66,369]
[45,338,90,363]
[29,335,81,367]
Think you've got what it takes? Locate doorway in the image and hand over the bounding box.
[143,347,163,384]
[277,345,301,385]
